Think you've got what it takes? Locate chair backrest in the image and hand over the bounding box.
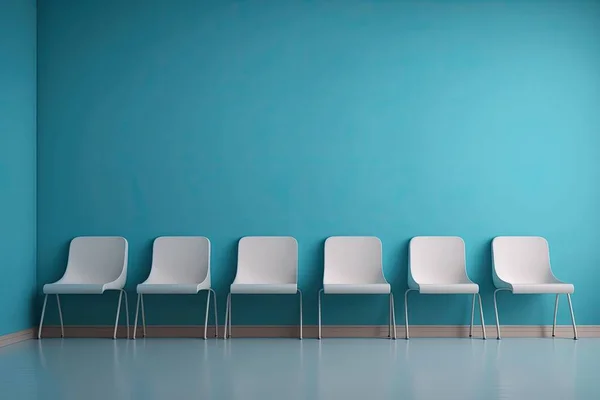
[149,237,210,284]
[62,236,128,284]
[409,236,469,284]
[235,236,298,284]
[492,236,556,284]
[324,236,386,284]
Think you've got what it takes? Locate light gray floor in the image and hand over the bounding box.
[0,338,598,399]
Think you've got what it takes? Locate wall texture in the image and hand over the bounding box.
[37,0,600,326]
[0,0,37,335]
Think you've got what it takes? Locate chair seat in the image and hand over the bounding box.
[323,283,391,295]
[417,283,479,294]
[230,283,297,294]
[137,283,209,294]
[510,283,574,294]
[43,283,108,295]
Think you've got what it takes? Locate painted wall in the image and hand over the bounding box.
[37,0,600,326]
[0,0,37,336]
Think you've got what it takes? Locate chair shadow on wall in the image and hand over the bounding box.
[303,238,326,326]
[388,239,408,327]
[478,239,495,312]
[217,239,238,325]
[34,240,71,329]
[135,238,153,288]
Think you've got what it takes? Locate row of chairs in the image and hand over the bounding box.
[37,235,578,341]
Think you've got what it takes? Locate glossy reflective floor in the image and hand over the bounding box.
[0,338,598,399]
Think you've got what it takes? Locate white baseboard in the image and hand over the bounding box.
[36,324,596,339]
[0,328,35,348]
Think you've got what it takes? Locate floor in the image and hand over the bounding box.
[0,338,597,399]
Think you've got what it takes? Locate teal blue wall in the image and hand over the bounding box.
[0,0,37,336]
[37,0,600,326]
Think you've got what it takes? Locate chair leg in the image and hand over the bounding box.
[38,294,49,339]
[318,289,323,340]
[388,292,392,339]
[493,289,504,340]
[122,290,130,339]
[228,293,232,338]
[390,293,397,340]
[140,294,147,337]
[113,290,124,340]
[133,293,141,340]
[298,289,303,340]
[477,293,486,340]
[204,290,211,340]
[404,289,416,340]
[210,289,218,338]
[567,294,578,340]
[470,294,476,338]
[224,293,231,339]
[552,294,559,337]
[55,294,65,338]
[223,294,228,339]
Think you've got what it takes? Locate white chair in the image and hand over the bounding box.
[492,236,577,339]
[224,236,302,339]
[133,236,217,340]
[38,236,129,339]
[405,236,486,339]
[319,236,396,339]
